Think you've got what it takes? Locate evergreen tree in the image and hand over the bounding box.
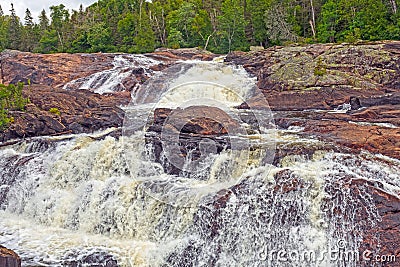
[8,4,22,50]
[134,9,156,53]
[50,4,70,51]
[39,9,50,31]
[22,8,36,52]
[24,8,34,27]
[0,5,6,50]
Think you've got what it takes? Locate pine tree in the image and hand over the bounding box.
[24,8,34,27]
[39,9,49,31]
[0,5,6,50]
[23,8,36,51]
[8,4,22,50]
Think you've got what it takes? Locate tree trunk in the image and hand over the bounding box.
[204,31,216,51]
[310,0,316,38]
[390,0,397,13]
[57,31,64,51]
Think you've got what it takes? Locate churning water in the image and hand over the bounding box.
[63,55,162,94]
[1,59,399,267]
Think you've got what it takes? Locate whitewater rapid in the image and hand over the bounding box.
[0,58,399,267]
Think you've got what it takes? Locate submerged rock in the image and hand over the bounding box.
[62,250,118,267]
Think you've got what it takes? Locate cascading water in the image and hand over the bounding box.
[63,55,162,94]
[0,58,399,267]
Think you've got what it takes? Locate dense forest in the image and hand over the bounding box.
[0,0,400,54]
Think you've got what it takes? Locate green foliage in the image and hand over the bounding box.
[38,29,59,53]
[314,58,327,76]
[87,22,112,52]
[49,107,61,116]
[0,82,29,130]
[218,0,249,52]
[0,108,10,130]
[167,28,184,49]
[117,13,136,47]
[317,0,393,43]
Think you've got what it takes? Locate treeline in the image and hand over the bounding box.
[0,0,400,54]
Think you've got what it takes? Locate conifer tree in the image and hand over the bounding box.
[8,4,22,50]
[22,8,36,51]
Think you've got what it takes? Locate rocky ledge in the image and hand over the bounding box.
[0,48,216,90]
[227,41,400,160]
[146,106,240,176]
[0,246,21,267]
[0,85,128,142]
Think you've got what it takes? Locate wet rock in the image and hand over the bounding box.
[0,85,127,142]
[63,250,118,267]
[0,50,115,87]
[357,181,400,266]
[323,177,400,266]
[350,96,362,110]
[146,106,241,175]
[0,246,21,267]
[301,120,400,159]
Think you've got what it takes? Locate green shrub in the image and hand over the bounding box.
[0,82,29,130]
[314,58,327,76]
[0,109,10,130]
[49,107,61,116]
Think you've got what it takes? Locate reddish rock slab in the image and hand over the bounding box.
[149,106,241,135]
[0,50,115,87]
[153,47,218,61]
[0,85,128,142]
[0,246,21,267]
[329,178,400,266]
[0,49,200,92]
[239,87,387,111]
[300,120,400,159]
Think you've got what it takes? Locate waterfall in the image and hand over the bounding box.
[63,55,162,94]
[1,59,399,267]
